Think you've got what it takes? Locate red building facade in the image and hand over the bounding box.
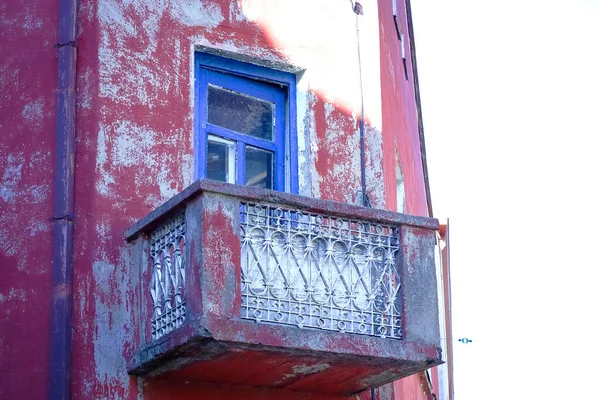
[1,0,452,399]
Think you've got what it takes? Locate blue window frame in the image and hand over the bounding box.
[194,53,298,193]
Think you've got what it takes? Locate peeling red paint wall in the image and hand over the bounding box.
[143,379,351,400]
[393,374,433,400]
[311,96,362,204]
[379,0,428,217]
[0,0,57,398]
[1,0,439,399]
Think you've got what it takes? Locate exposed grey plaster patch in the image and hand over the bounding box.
[0,288,26,304]
[201,225,234,316]
[76,268,94,395]
[96,116,184,207]
[402,227,440,345]
[0,58,19,100]
[23,14,44,29]
[78,69,93,110]
[138,0,168,59]
[376,383,394,400]
[0,151,51,260]
[95,126,115,197]
[137,152,185,208]
[99,0,136,35]
[92,259,133,398]
[365,125,385,209]
[94,219,112,260]
[136,378,144,400]
[395,154,406,213]
[28,184,49,204]
[98,0,168,105]
[307,92,321,200]
[277,363,331,384]
[291,363,330,375]
[321,102,361,205]
[112,120,157,168]
[202,195,237,224]
[170,0,223,28]
[296,73,311,197]
[27,220,50,236]
[0,153,22,203]
[27,150,50,168]
[173,38,182,96]
[21,98,45,129]
[181,153,194,188]
[156,163,179,200]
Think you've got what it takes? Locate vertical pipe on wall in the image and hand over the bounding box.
[50,0,77,397]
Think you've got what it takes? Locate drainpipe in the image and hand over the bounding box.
[50,0,77,397]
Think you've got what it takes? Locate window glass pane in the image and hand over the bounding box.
[207,136,235,183]
[245,147,273,189]
[207,85,274,140]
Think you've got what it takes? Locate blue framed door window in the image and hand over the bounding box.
[195,54,294,192]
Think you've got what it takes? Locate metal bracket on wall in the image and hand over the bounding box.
[54,41,77,48]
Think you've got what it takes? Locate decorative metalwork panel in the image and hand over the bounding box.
[150,213,186,341]
[240,203,402,339]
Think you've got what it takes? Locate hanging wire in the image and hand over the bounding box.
[352,1,372,208]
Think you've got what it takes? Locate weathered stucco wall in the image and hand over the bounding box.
[1,0,434,399]
[379,0,428,217]
[0,0,57,398]
[72,3,388,397]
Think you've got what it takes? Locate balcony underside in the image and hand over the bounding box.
[129,316,441,395]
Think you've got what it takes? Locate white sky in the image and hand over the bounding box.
[411,0,600,398]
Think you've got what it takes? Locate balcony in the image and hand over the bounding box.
[126,180,442,394]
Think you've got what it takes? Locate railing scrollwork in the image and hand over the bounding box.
[240,203,402,339]
[149,213,186,340]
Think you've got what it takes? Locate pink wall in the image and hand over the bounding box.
[0,0,58,398]
[379,0,429,218]
[1,0,436,399]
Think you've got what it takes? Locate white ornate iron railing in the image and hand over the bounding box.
[149,213,186,340]
[240,203,403,339]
